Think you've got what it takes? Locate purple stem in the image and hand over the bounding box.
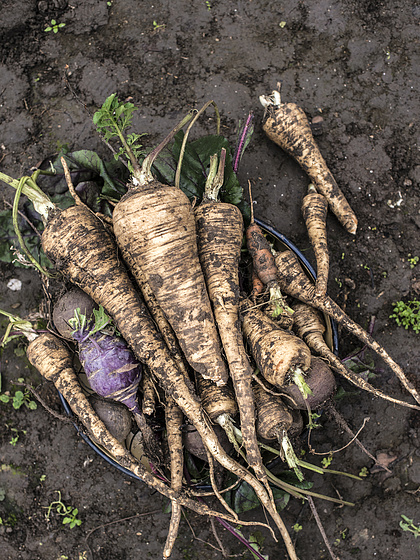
[182,464,268,560]
[233,112,254,173]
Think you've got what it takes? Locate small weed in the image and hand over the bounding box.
[0,378,37,410]
[10,427,26,446]
[293,523,303,533]
[44,20,66,33]
[44,491,82,529]
[390,300,420,333]
[407,254,419,269]
[359,467,369,478]
[400,515,420,539]
[335,277,343,288]
[321,454,333,469]
[152,20,166,31]
[205,0,211,9]
[307,412,322,430]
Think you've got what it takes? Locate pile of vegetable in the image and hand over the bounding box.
[1,83,419,560]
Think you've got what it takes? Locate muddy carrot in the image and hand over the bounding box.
[291,302,420,410]
[274,250,420,406]
[112,104,229,387]
[246,181,293,324]
[259,83,358,235]
[302,184,329,297]
[3,170,297,557]
[194,150,267,484]
[163,398,184,559]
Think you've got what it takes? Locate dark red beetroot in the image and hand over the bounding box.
[281,357,336,410]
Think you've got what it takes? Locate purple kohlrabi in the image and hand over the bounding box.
[72,327,142,415]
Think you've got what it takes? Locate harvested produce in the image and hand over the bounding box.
[3,159,298,558]
[112,108,229,387]
[89,394,133,442]
[275,250,420,407]
[301,184,329,297]
[52,286,98,340]
[241,298,311,393]
[292,302,418,409]
[281,356,336,410]
[68,306,161,462]
[2,89,417,560]
[194,150,266,483]
[246,181,292,323]
[260,83,358,234]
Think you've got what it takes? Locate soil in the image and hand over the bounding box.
[1,1,419,559]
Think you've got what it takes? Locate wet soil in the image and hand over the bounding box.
[1,1,420,559]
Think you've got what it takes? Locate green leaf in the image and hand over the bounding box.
[225,479,290,514]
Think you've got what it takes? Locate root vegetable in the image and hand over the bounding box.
[241,298,312,392]
[292,302,420,410]
[194,151,266,483]
[89,394,133,442]
[112,109,229,387]
[274,250,420,407]
[259,84,358,235]
[253,382,293,441]
[253,382,303,481]
[25,331,259,526]
[281,357,336,410]
[163,398,184,559]
[301,184,329,297]
[53,287,98,339]
[246,181,292,324]
[69,306,161,463]
[5,171,296,555]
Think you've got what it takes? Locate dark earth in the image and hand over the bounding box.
[1,1,420,559]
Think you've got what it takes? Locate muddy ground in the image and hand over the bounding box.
[1,1,420,559]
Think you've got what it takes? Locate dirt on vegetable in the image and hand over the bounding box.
[1,1,420,560]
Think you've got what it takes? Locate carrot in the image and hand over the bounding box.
[4,171,298,557]
[292,302,420,410]
[274,250,420,407]
[241,298,312,394]
[141,366,158,416]
[246,181,293,325]
[112,105,229,387]
[194,150,267,484]
[24,331,256,524]
[253,382,304,481]
[250,267,265,302]
[301,184,329,297]
[163,398,184,559]
[259,83,358,235]
[253,381,293,441]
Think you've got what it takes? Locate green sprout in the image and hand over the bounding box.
[152,20,166,31]
[408,254,419,269]
[400,515,420,539]
[390,300,420,333]
[44,491,82,529]
[0,378,37,410]
[44,20,66,33]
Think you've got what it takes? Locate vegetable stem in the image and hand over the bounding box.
[135,111,195,185]
[0,171,55,221]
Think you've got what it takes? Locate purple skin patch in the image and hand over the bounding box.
[72,327,142,415]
